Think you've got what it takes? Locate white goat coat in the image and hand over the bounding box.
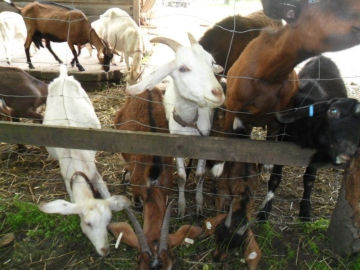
[164,79,213,137]
[92,8,144,80]
[0,11,27,64]
[43,65,110,200]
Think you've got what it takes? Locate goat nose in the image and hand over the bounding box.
[101,247,110,257]
[212,88,224,99]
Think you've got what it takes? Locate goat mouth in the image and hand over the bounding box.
[335,154,351,164]
[204,97,223,107]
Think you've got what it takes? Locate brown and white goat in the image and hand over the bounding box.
[112,89,203,269]
[4,0,113,71]
[203,157,262,269]
[0,66,47,122]
[114,88,172,204]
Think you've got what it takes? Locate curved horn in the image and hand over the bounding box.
[150,37,182,52]
[125,208,152,256]
[187,32,197,46]
[158,200,174,253]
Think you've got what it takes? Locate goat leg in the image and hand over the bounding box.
[244,229,261,270]
[45,40,63,64]
[195,159,206,216]
[69,43,85,71]
[176,157,187,217]
[299,166,316,221]
[257,164,283,221]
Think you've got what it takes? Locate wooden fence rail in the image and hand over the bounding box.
[0,121,317,167]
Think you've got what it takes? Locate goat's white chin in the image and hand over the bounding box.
[335,154,351,164]
[204,97,223,108]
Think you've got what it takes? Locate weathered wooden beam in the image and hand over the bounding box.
[329,153,360,256]
[0,121,316,166]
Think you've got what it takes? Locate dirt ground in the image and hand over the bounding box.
[1,0,360,269]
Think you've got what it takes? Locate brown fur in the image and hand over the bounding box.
[199,10,282,74]
[114,89,172,202]
[7,1,112,71]
[112,88,203,269]
[224,0,360,132]
[0,66,47,122]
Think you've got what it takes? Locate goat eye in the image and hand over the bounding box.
[86,222,93,228]
[179,65,190,72]
[328,107,340,118]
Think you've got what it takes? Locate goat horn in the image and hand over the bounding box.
[158,199,174,253]
[125,207,152,256]
[224,200,233,228]
[150,37,182,52]
[187,32,197,46]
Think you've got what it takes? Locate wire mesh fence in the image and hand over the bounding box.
[0,0,360,269]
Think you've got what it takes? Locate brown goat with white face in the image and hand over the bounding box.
[4,0,113,72]
[112,89,203,269]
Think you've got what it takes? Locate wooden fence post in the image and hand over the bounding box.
[328,152,360,256]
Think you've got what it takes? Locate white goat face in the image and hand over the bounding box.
[39,195,130,257]
[172,44,225,108]
[79,199,112,257]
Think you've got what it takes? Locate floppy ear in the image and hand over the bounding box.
[107,195,131,211]
[39,200,81,215]
[108,222,140,250]
[168,225,203,247]
[126,61,177,95]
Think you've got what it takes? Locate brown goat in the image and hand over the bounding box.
[199,10,282,74]
[224,0,360,133]
[0,66,47,122]
[112,89,203,269]
[5,0,113,72]
[203,161,261,270]
[114,89,172,203]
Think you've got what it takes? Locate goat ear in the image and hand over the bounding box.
[39,200,81,215]
[108,222,140,250]
[107,195,131,211]
[126,61,177,95]
[168,225,203,248]
[212,64,224,74]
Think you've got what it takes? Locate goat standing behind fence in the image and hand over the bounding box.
[92,7,145,83]
[41,65,130,256]
[126,33,225,217]
[4,0,113,71]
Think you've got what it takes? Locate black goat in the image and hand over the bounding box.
[258,55,360,221]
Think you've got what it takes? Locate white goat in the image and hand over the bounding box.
[41,65,130,256]
[92,8,144,82]
[127,33,225,216]
[0,11,26,64]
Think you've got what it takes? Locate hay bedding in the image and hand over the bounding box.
[0,83,347,269]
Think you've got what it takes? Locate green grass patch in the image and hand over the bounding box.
[1,197,82,240]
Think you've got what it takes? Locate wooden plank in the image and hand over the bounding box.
[0,121,316,167]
